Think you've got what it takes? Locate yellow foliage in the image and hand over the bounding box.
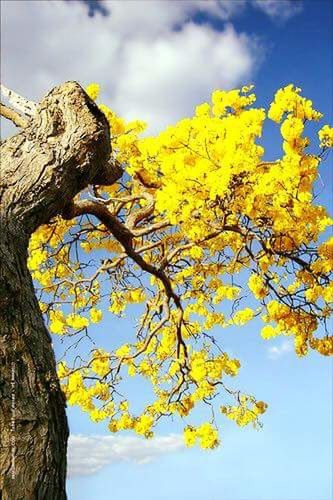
[184,423,219,449]
[27,83,332,450]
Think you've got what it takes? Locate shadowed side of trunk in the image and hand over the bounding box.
[0,82,121,499]
[0,228,69,499]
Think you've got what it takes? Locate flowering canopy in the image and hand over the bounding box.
[28,83,332,449]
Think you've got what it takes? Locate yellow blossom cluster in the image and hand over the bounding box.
[189,351,240,382]
[231,308,255,326]
[261,300,321,356]
[28,83,332,450]
[248,274,268,300]
[268,84,323,123]
[221,398,268,427]
[318,125,333,148]
[184,422,219,449]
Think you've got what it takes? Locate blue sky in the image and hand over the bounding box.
[1,1,332,499]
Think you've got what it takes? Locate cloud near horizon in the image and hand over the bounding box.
[67,433,184,478]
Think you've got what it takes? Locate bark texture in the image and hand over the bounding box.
[0,82,120,499]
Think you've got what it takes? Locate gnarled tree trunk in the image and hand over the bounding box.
[0,82,120,499]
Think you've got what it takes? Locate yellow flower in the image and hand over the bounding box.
[57,361,69,379]
[90,308,103,323]
[183,426,197,447]
[232,308,254,325]
[253,401,268,415]
[248,274,268,300]
[134,414,154,436]
[85,82,100,101]
[115,344,131,358]
[91,350,110,377]
[49,310,66,335]
[318,125,333,148]
[66,314,89,330]
[261,325,277,340]
[196,422,219,449]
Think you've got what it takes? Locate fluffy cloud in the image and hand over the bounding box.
[67,433,184,477]
[71,0,247,26]
[268,340,293,360]
[113,23,260,130]
[1,0,261,133]
[2,0,303,135]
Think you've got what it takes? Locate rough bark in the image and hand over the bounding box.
[0,82,121,499]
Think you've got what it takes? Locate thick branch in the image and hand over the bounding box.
[63,199,180,305]
[64,199,188,359]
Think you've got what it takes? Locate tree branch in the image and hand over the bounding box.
[1,83,37,116]
[0,102,28,128]
[63,199,181,306]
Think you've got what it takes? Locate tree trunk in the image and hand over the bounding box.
[0,82,120,499]
[0,228,69,499]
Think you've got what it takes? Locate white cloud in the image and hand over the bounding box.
[252,0,302,21]
[268,339,293,360]
[2,0,302,136]
[74,0,301,23]
[67,433,184,477]
[114,23,260,131]
[75,0,247,30]
[1,0,262,134]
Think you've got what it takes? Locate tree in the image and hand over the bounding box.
[0,81,332,499]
